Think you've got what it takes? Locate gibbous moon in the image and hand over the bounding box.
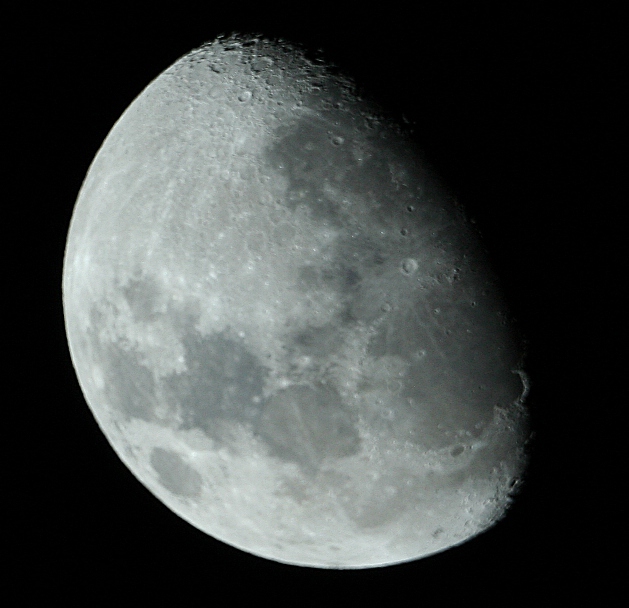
[63,35,529,568]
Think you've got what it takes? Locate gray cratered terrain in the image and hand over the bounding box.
[63,35,529,568]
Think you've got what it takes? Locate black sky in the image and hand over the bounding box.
[9,3,621,602]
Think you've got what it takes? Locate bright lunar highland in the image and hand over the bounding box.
[63,35,529,568]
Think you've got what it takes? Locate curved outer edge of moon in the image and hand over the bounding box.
[63,34,531,568]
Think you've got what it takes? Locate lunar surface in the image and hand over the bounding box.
[63,35,529,568]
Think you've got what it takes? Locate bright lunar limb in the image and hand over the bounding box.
[63,35,530,568]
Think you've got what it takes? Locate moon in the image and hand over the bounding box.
[63,34,529,568]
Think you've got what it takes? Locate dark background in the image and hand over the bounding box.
[10,2,621,602]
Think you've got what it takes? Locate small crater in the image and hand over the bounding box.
[451,445,465,457]
[509,477,520,489]
[251,57,274,72]
[331,135,345,146]
[400,228,409,236]
[406,205,416,212]
[238,90,252,102]
[400,258,418,275]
